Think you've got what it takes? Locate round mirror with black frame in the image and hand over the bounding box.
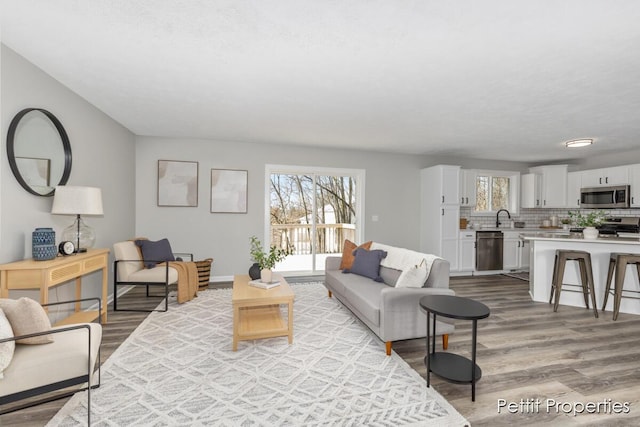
[6,108,72,197]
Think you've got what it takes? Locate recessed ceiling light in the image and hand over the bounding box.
[565,139,593,148]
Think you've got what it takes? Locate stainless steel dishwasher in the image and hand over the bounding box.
[476,231,504,271]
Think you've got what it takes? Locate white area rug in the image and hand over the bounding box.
[47,282,468,426]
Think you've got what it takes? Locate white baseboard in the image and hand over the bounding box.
[84,285,135,314]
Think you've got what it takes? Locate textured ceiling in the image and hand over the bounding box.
[2,0,640,162]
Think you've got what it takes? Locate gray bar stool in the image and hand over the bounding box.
[549,249,598,318]
[602,253,640,320]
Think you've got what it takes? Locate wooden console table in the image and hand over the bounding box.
[0,248,109,325]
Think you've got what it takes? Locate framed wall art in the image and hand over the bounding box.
[157,160,198,207]
[210,169,248,213]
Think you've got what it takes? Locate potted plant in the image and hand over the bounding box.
[249,236,293,282]
[568,210,606,239]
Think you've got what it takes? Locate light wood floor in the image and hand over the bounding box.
[3,275,640,426]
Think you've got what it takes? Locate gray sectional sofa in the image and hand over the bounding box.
[324,242,455,355]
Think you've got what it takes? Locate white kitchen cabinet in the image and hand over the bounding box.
[580,166,629,187]
[459,169,477,207]
[440,166,460,205]
[503,232,519,270]
[503,231,529,271]
[429,205,460,272]
[528,165,568,208]
[630,164,640,207]
[519,238,530,269]
[521,173,542,208]
[580,170,601,188]
[459,230,476,272]
[566,171,582,208]
[420,165,461,272]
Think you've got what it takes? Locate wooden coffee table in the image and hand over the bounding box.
[232,274,295,351]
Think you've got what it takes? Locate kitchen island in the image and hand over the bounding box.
[522,233,640,317]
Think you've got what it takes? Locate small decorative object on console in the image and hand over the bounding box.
[32,227,57,261]
[58,241,76,256]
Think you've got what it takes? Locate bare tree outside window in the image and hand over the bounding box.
[270,174,356,256]
[475,175,511,213]
[476,176,489,211]
[491,177,510,211]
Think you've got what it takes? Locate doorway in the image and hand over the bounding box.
[265,165,364,275]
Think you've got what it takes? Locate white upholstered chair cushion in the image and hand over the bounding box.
[113,241,144,281]
[127,265,179,284]
[0,323,102,397]
[113,241,178,283]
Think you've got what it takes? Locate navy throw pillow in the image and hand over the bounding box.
[343,248,388,282]
[135,238,175,269]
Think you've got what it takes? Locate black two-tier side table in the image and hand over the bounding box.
[420,294,490,401]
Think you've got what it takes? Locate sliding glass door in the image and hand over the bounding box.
[267,166,363,274]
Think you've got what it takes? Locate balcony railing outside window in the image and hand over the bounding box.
[271,223,355,255]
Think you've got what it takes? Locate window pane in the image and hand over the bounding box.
[475,176,489,211]
[473,171,516,213]
[270,172,358,273]
[269,174,312,259]
[491,177,510,211]
[315,175,357,256]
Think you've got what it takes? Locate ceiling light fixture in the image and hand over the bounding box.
[565,139,593,148]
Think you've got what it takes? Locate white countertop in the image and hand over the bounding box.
[521,232,640,245]
[463,227,569,232]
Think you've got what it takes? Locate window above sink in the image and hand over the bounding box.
[472,170,520,216]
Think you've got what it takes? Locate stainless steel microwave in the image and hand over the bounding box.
[580,185,630,209]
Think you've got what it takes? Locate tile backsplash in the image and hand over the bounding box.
[460,207,640,229]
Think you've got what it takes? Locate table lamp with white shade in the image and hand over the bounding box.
[51,186,103,253]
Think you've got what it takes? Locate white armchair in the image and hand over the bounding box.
[113,240,192,312]
[0,298,102,424]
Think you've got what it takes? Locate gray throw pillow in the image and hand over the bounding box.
[343,248,388,282]
[135,238,175,269]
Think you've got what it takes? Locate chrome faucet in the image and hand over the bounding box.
[496,209,511,228]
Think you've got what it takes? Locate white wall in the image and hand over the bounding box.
[0,31,3,249]
[572,147,640,171]
[424,155,531,173]
[135,137,426,278]
[0,45,136,302]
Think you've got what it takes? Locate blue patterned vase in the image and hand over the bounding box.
[32,227,57,261]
